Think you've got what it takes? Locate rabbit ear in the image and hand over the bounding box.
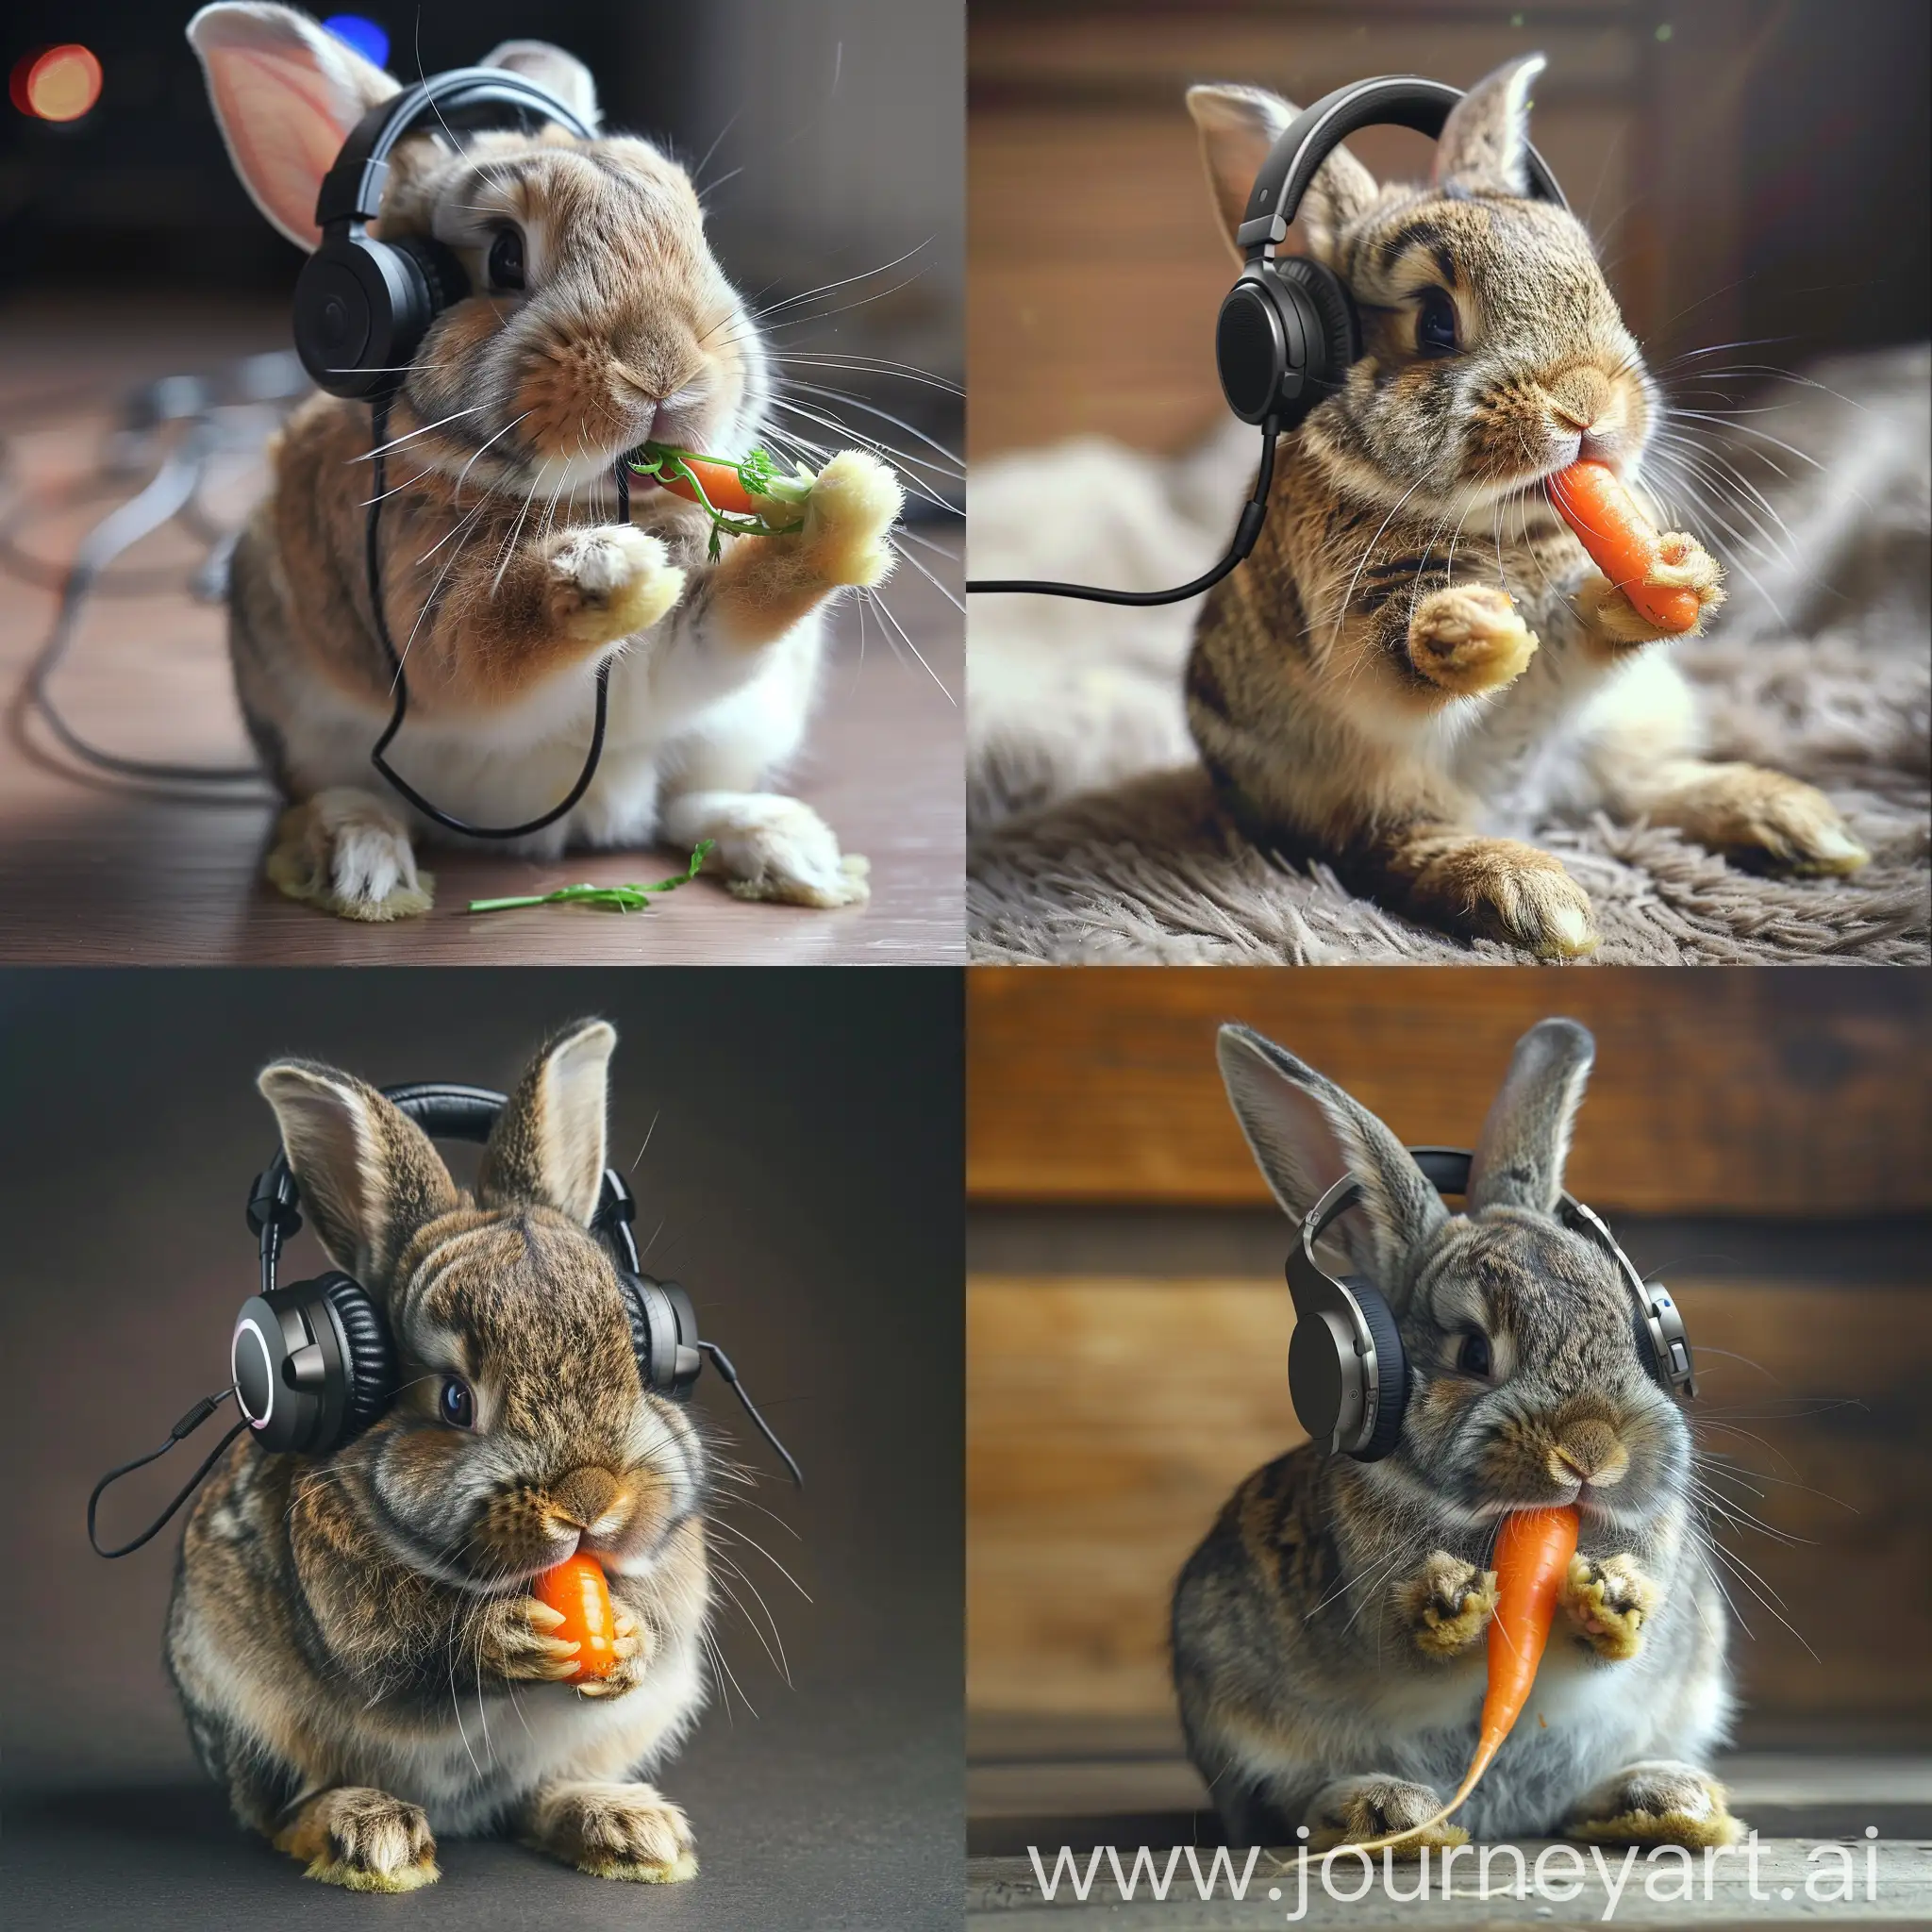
[481,40,601,132]
[1217,1024,1445,1292]
[1467,1017,1595,1213]
[187,4,398,253]
[257,1062,459,1284]
[1433,53,1546,198]
[476,1020,617,1226]
[1187,85,1378,265]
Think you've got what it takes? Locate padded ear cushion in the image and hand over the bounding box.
[322,1275,396,1444]
[616,1270,656,1386]
[1274,256,1360,395]
[1346,1283,1409,1463]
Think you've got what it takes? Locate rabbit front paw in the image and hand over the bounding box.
[273,1786,440,1891]
[1407,584,1539,696]
[1578,532,1725,645]
[1565,1759,1744,1848]
[524,1779,698,1884]
[1399,1552,1498,1657]
[545,525,687,645]
[799,450,903,589]
[476,1593,585,1683]
[573,1606,647,1701]
[1306,1776,1468,1858]
[266,787,433,922]
[1561,1553,1657,1661]
[669,793,871,908]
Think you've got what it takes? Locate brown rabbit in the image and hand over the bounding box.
[1174,1019,1740,1851]
[1183,56,1867,957]
[165,1020,712,1890]
[188,5,899,920]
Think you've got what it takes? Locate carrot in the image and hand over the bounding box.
[625,441,812,558]
[533,1553,620,1682]
[1345,1506,1581,1856]
[1548,459,1701,634]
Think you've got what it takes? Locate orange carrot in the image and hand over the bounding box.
[1548,459,1701,634]
[534,1553,620,1682]
[650,455,765,518]
[1346,1506,1581,1855]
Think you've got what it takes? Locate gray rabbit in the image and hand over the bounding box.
[1172,1017,1741,1851]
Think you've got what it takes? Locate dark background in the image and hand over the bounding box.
[0,967,964,1930]
[968,0,1931,455]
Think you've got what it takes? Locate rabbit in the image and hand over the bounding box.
[164,1019,714,1890]
[1171,1016,1742,1852]
[187,5,901,922]
[1181,55,1868,958]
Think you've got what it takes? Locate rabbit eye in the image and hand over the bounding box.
[487,226,526,291]
[439,1376,475,1428]
[1415,286,1458,357]
[1457,1330,1492,1378]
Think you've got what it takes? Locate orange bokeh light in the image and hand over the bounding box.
[13,44,103,123]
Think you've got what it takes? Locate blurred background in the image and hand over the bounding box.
[0,967,963,1929]
[0,1,964,965]
[968,0,1929,457]
[966,968,1932,1856]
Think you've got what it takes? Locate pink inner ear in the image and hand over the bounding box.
[206,46,359,251]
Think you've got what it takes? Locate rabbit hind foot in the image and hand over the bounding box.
[273,1785,440,1891]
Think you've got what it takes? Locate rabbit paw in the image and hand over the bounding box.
[1406,835,1598,958]
[573,1607,647,1701]
[273,1786,440,1892]
[673,793,871,908]
[1407,584,1539,695]
[1650,762,1870,875]
[1561,1553,1657,1661]
[266,788,434,921]
[525,1780,698,1884]
[1306,1776,1468,1858]
[1399,1552,1498,1657]
[799,450,902,589]
[477,1593,585,1683]
[545,525,686,645]
[1565,1760,1744,1848]
[1578,532,1725,645]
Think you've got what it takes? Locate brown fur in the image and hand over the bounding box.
[1181,58,1868,957]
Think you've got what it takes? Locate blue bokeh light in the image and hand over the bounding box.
[324,14,390,70]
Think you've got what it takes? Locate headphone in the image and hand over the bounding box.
[963,75,1568,606]
[1287,1147,1694,1462]
[90,1081,800,1558]
[291,69,625,841]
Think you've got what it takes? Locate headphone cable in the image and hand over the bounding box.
[88,1388,244,1559]
[963,415,1279,605]
[362,390,618,840]
[698,1340,804,1489]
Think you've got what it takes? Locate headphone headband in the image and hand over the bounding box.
[1236,74,1567,256]
[315,67,597,231]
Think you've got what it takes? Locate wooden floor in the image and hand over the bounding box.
[0,299,963,965]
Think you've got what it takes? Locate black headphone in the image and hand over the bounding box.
[90,1081,800,1558]
[293,69,597,400]
[1287,1146,1694,1462]
[963,74,1568,605]
[290,69,625,841]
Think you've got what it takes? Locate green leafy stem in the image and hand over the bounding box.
[625,441,811,558]
[467,841,715,916]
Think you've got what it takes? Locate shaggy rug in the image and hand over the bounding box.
[967,347,1931,964]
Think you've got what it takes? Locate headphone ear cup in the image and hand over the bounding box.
[1272,257,1359,417]
[1345,1284,1409,1463]
[319,1275,396,1450]
[293,232,468,398]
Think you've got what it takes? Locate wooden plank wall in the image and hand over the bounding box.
[966,971,1932,1731]
[969,0,1753,458]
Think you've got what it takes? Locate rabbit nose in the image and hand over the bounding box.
[1545,366,1613,434]
[1550,1424,1629,1489]
[546,1466,631,1535]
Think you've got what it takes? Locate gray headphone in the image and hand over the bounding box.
[1287,1146,1695,1461]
